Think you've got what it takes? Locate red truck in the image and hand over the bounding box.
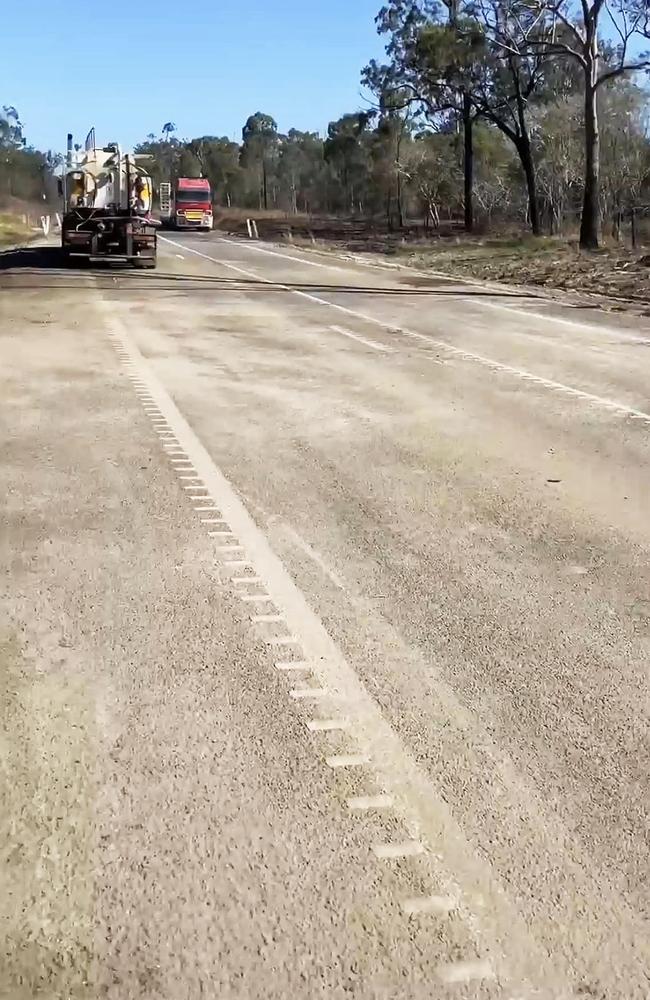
[159,177,213,230]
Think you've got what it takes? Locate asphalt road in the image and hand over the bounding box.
[1,233,649,1000]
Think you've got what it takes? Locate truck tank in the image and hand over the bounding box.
[61,135,158,267]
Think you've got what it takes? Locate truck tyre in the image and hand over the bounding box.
[133,257,156,269]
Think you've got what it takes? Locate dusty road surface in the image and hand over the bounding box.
[1,236,649,1000]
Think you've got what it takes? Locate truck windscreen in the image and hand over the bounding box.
[176,190,211,204]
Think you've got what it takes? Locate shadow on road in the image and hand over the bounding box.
[0,246,69,271]
[0,258,542,300]
[0,245,145,274]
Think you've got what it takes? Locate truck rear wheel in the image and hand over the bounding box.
[133,257,156,269]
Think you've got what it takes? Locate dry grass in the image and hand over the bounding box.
[399,234,650,312]
[0,213,35,248]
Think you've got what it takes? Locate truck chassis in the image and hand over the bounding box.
[61,209,157,267]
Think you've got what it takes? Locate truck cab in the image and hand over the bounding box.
[160,178,213,230]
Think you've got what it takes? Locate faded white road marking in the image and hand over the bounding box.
[347,794,393,811]
[306,718,349,732]
[279,523,346,591]
[275,660,311,671]
[165,236,650,424]
[373,840,424,860]
[240,593,273,603]
[216,235,352,273]
[103,305,573,995]
[329,324,393,353]
[401,895,456,916]
[232,575,263,584]
[252,613,284,623]
[437,960,494,984]
[326,754,369,768]
[267,634,299,646]
[290,687,329,700]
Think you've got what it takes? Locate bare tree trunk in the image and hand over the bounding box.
[462,92,474,233]
[580,59,600,250]
[516,134,541,236]
[513,82,541,237]
[262,159,268,211]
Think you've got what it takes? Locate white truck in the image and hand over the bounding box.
[61,131,158,267]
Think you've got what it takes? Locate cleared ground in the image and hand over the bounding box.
[1,235,649,999]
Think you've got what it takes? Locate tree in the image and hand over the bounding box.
[370,0,483,231]
[241,113,279,210]
[521,0,650,248]
[400,130,462,226]
[469,0,559,235]
[277,130,327,214]
[0,105,61,204]
[324,112,374,213]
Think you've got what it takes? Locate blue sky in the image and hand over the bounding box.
[1,0,385,154]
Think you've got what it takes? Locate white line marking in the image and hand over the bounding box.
[216,544,245,553]
[224,234,650,345]
[208,529,235,537]
[437,960,495,984]
[347,794,393,811]
[373,840,424,860]
[175,253,185,259]
[401,895,456,916]
[224,560,254,569]
[326,754,369,768]
[329,325,392,353]
[215,235,352,273]
[290,687,329,700]
[201,518,227,524]
[267,635,299,646]
[306,718,349,732]
[240,593,273,603]
[194,505,219,511]
[280,523,346,591]
[165,236,650,424]
[102,302,572,995]
[252,613,283,623]
[183,485,205,491]
[275,660,310,671]
[232,575,262,583]
[179,475,202,481]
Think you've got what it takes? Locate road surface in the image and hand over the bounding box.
[1,234,649,1000]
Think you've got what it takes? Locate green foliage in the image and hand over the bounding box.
[0,105,61,205]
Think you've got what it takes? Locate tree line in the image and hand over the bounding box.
[0,105,61,206]
[3,1,649,249]
[135,0,649,249]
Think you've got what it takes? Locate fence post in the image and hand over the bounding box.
[246,218,252,238]
[251,220,259,239]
